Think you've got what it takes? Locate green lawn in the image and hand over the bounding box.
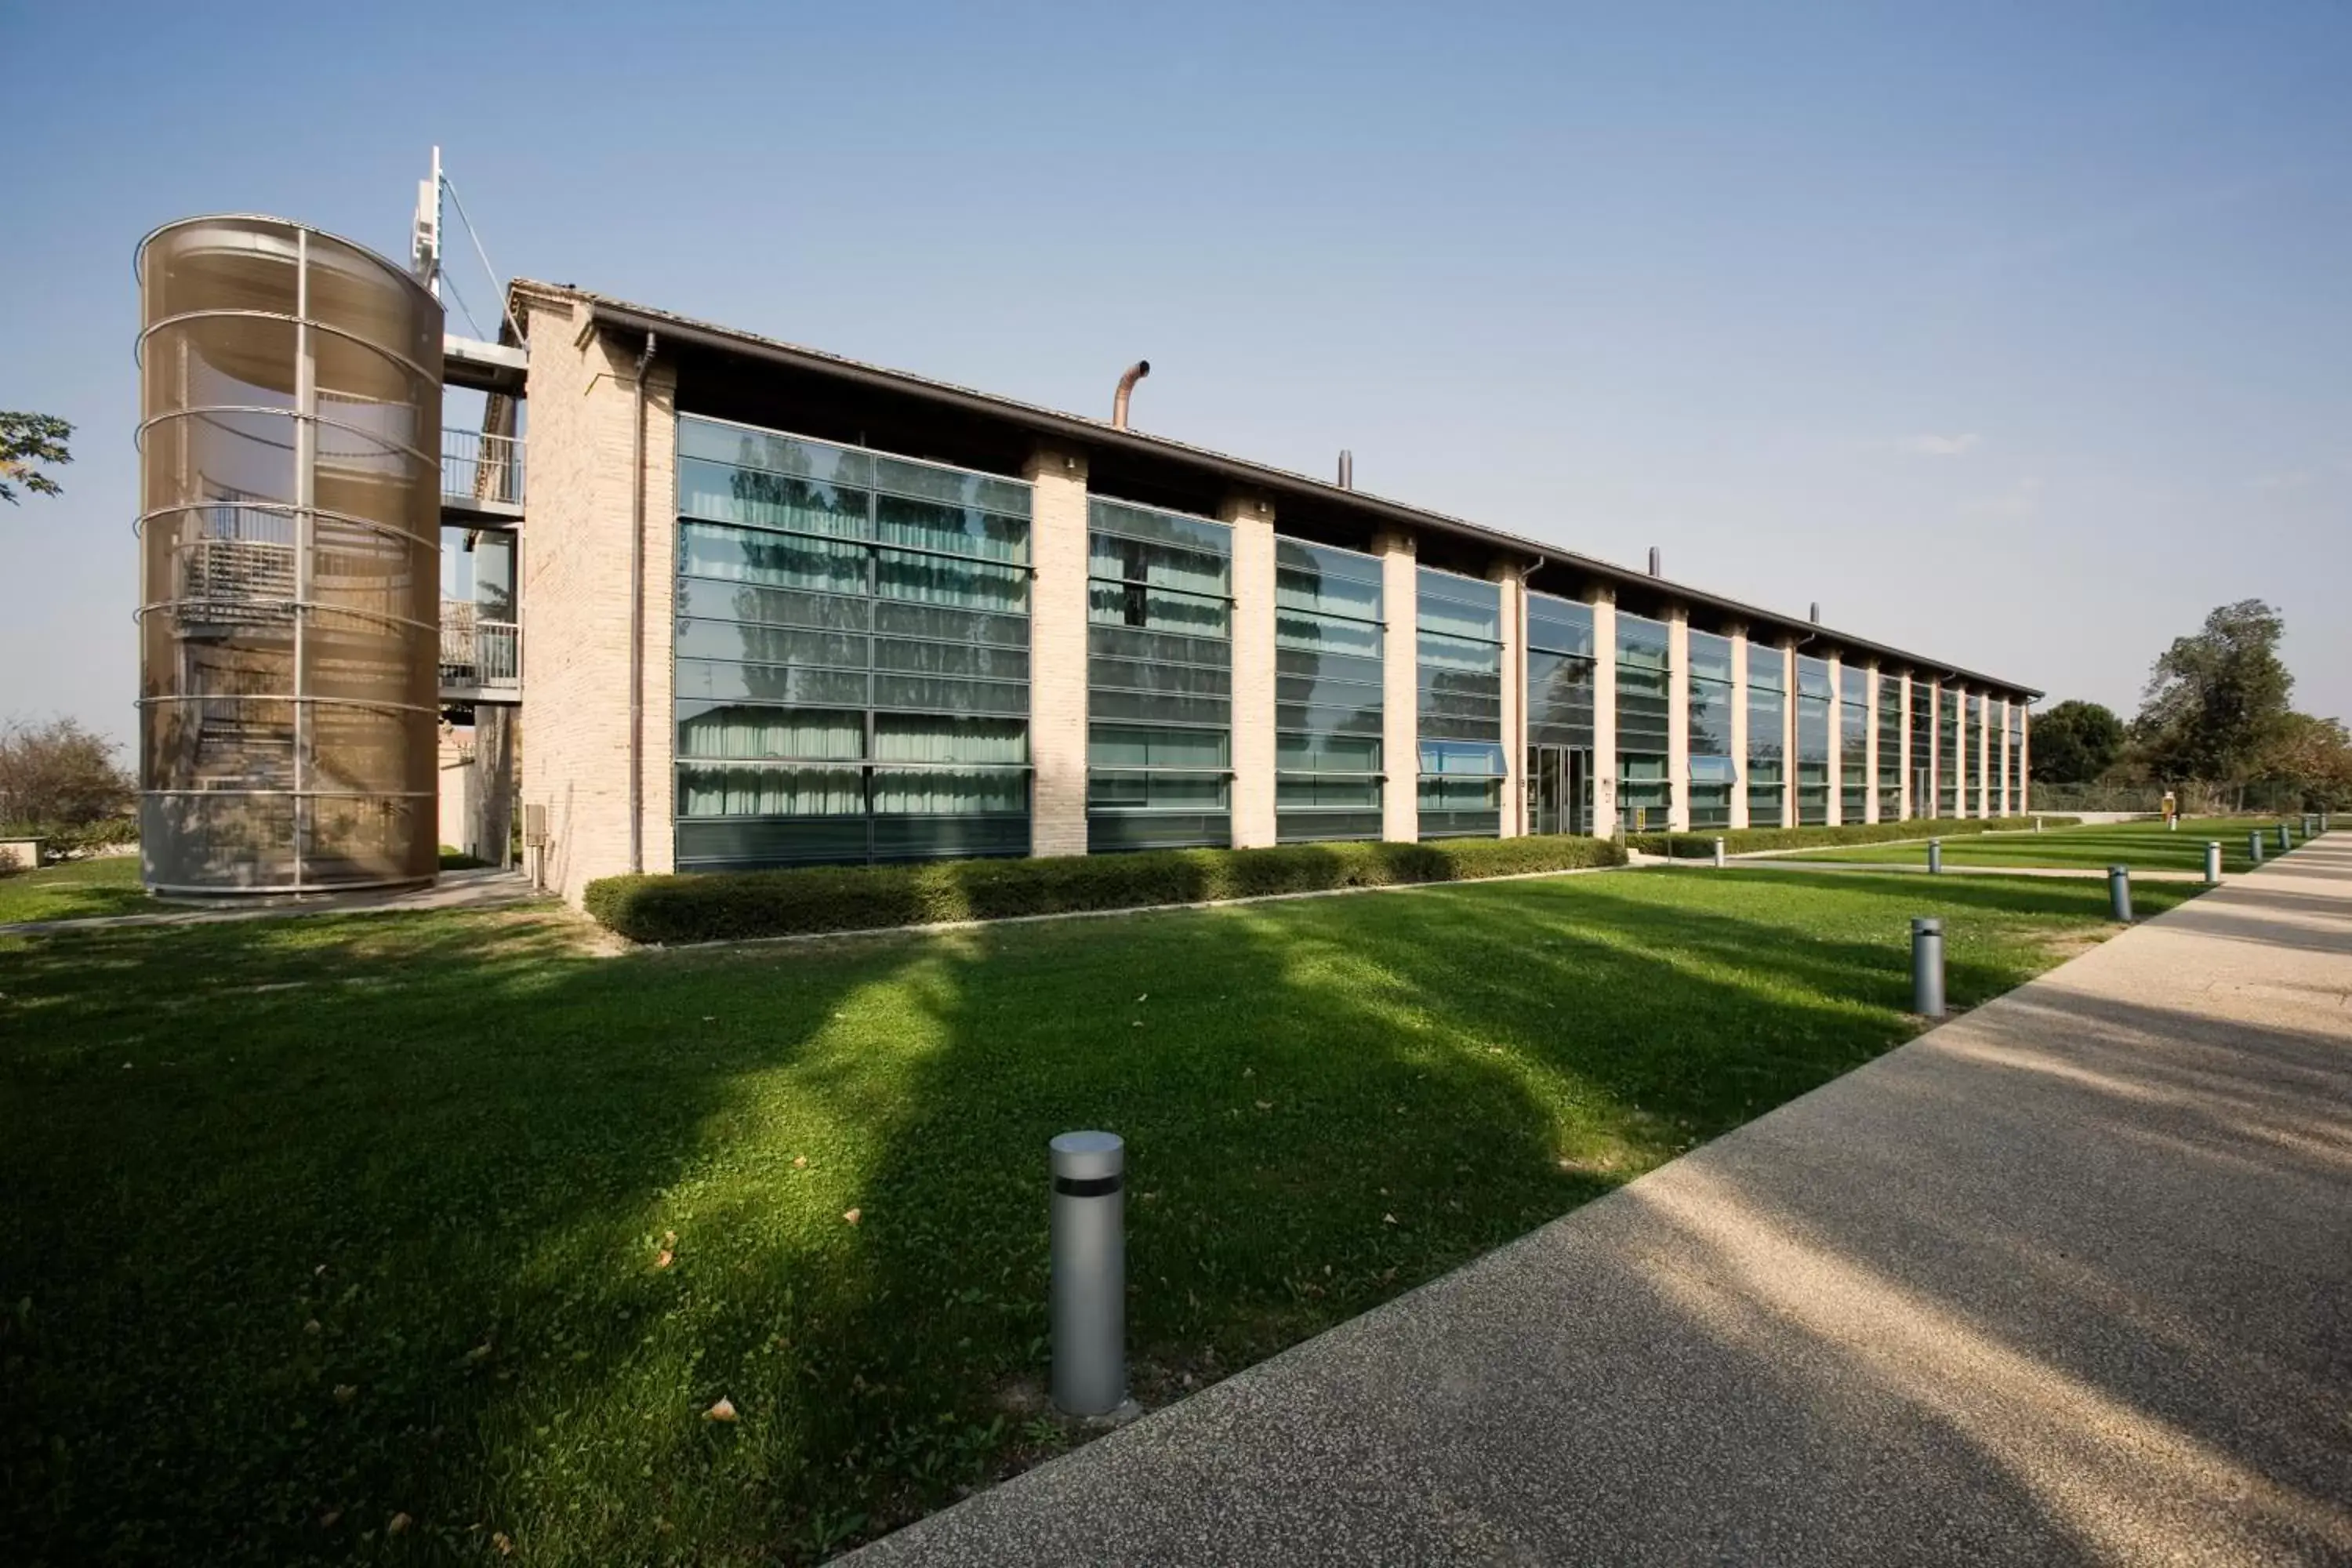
[0,867,2194,1565]
[1800,815,2316,874]
[0,855,151,924]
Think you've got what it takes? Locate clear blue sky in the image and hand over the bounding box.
[5,1,2347,749]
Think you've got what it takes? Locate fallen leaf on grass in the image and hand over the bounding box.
[1254,1101,1272,1110]
[842,1208,862,1225]
[388,1512,412,1535]
[706,1397,738,1422]
[655,1250,674,1270]
[1382,1213,1398,1225]
[493,1530,515,1555]
[792,1155,808,1169]
[333,1385,357,1403]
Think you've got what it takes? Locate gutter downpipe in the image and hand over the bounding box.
[630,330,656,875]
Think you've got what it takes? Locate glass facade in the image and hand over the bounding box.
[1687,630,1737,829]
[1748,644,1788,828]
[1526,594,1595,836]
[1417,568,1504,837]
[1086,497,1234,851]
[1276,538,1385,843]
[1877,673,1904,820]
[1839,668,1869,824]
[1937,688,1960,817]
[672,418,1033,870]
[1795,655,1831,826]
[1616,612,1672,833]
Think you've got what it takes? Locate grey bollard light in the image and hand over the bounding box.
[2108,864,2133,924]
[2034,815,2044,833]
[1927,838,1944,875]
[1911,917,1946,1018]
[2205,840,2223,886]
[1712,836,1727,868]
[2279,822,2293,852]
[1049,1131,1127,1417]
[2249,829,2264,866]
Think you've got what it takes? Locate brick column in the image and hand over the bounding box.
[1780,637,1800,827]
[1978,693,1994,818]
[1727,622,1750,829]
[1022,444,1091,857]
[1823,651,1844,827]
[1896,672,1914,820]
[1665,608,1691,831]
[1862,662,1881,824]
[1996,698,2012,816]
[1490,562,1526,837]
[1591,590,1618,836]
[513,289,678,904]
[1379,531,1419,844]
[1223,492,1278,848]
[1955,686,1973,818]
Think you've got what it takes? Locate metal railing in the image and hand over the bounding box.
[441,429,524,509]
[438,601,521,691]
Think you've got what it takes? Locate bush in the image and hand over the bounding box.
[585,834,1628,946]
[1625,816,2079,859]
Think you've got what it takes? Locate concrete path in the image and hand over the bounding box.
[852,838,2352,1566]
[0,866,548,936]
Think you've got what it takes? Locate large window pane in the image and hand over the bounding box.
[673,416,1033,869]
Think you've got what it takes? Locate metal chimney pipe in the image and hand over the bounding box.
[1809,601,1821,624]
[1648,546,1661,577]
[1338,449,1354,489]
[1111,361,1151,430]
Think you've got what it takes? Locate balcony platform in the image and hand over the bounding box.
[444,334,527,395]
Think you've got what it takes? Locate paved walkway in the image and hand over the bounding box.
[0,866,547,936]
[853,838,2352,1566]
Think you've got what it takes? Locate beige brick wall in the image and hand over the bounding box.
[1780,639,1799,827]
[514,289,676,905]
[1897,673,1914,820]
[1023,445,1091,857]
[1727,624,1750,830]
[1590,590,1617,834]
[1490,563,1525,837]
[1977,694,1993,818]
[1862,662,1881,823]
[1225,493,1278,848]
[1824,652,1844,827]
[1666,608,1691,831]
[1379,531,1419,843]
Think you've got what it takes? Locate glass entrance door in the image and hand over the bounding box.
[1526,746,1590,836]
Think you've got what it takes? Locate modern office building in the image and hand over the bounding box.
[136,213,2036,902]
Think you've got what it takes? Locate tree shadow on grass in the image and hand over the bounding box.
[0,863,2194,1566]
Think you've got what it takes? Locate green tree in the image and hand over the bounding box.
[2253,711,2352,811]
[0,717,132,827]
[2132,599,2295,804]
[0,411,72,504]
[2027,699,2125,783]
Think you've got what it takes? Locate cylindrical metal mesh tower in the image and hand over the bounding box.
[136,216,442,894]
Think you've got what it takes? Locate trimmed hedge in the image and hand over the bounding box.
[1626,815,2080,859]
[585,834,1627,946]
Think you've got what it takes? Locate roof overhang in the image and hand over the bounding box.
[554,288,2039,700]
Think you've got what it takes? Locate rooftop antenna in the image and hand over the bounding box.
[416,146,528,347]
[411,145,442,300]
